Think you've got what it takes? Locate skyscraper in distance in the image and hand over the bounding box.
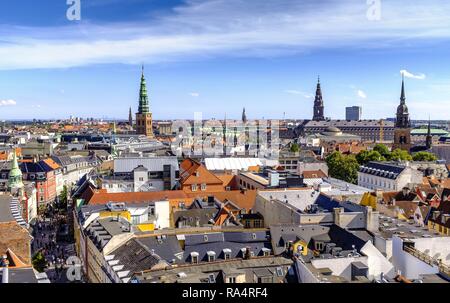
[346,106,362,121]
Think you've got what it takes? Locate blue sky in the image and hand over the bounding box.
[1,0,450,120]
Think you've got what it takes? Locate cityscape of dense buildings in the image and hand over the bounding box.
[1,1,450,290]
[1,67,449,285]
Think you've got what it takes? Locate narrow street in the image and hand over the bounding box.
[30,202,80,283]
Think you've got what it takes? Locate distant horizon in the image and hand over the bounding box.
[1,1,450,120]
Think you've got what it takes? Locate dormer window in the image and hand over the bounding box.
[190,252,199,264]
[207,251,216,262]
[223,248,231,260]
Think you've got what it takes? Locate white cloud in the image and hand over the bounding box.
[0,1,450,70]
[189,92,200,97]
[357,90,367,99]
[284,90,302,95]
[285,90,313,98]
[400,69,426,80]
[0,99,17,106]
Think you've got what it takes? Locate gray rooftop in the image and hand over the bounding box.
[114,156,179,173]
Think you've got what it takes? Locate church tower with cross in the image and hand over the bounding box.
[393,75,412,151]
[135,66,154,138]
[313,76,325,121]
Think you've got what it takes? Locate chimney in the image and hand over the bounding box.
[333,208,344,226]
[366,206,379,232]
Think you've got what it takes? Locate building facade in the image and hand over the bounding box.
[346,106,362,121]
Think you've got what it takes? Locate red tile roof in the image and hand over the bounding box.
[86,190,190,205]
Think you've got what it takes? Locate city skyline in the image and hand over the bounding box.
[1,0,450,120]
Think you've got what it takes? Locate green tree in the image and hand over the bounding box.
[373,144,391,159]
[390,148,413,161]
[290,143,300,153]
[356,150,386,165]
[32,251,47,273]
[58,185,69,210]
[412,151,438,161]
[326,151,360,184]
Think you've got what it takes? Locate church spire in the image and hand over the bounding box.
[426,116,432,149]
[313,76,325,121]
[242,107,247,123]
[128,107,133,126]
[138,65,150,114]
[400,73,406,104]
[8,151,24,192]
[395,76,410,128]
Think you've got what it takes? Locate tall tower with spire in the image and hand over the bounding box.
[313,76,325,121]
[393,75,412,151]
[128,107,133,127]
[242,107,247,124]
[8,151,24,194]
[135,66,154,138]
[426,117,433,150]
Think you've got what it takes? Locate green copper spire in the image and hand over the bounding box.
[8,151,24,191]
[138,65,150,114]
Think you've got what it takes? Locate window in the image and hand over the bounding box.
[204,235,208,242]
[191,252,199,264]
[276,267,284,277]
[191,184,198,192]
[258,277,272,283]
[201,183,206,191]
[131,216,140,225]
[207,252,216,262]
[208,274,216,283]
[228,277,236,283]
[223,249,231,260]
[139,177,144,182]
[315,242,323,251]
